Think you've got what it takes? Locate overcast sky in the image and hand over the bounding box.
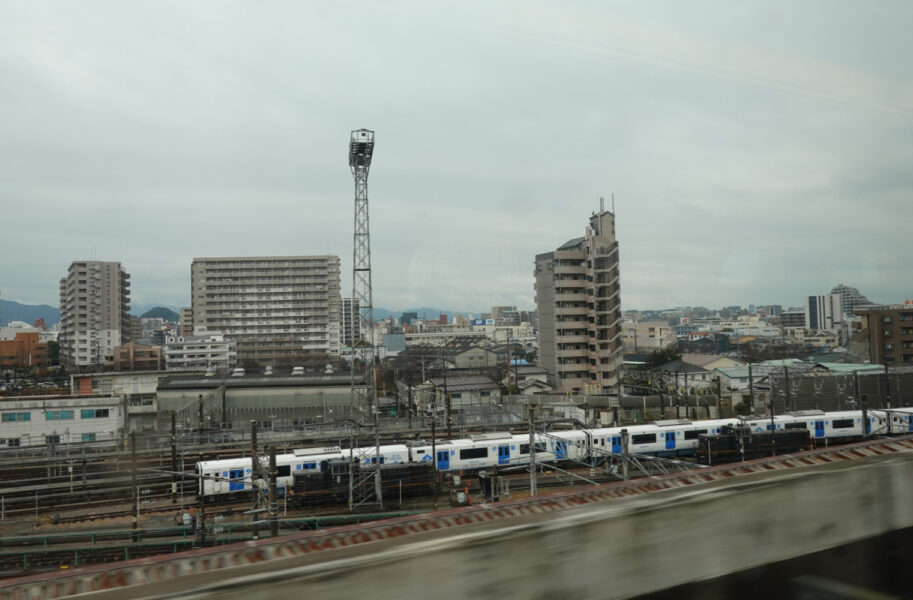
[1,1,911,313]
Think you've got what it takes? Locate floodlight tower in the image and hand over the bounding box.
[348,129,382,509]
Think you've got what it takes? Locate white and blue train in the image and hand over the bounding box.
[196,408,900,499]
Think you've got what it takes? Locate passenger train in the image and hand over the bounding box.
[196,408,904,499]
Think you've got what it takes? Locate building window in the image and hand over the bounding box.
[46,410,75,421]
[7,438,20,447]
[81,433,96,442]
[1,412,30,422]
[46,435,61,444]
[884,316,892,323]
[886,344,894,350]
[80,409,110,419]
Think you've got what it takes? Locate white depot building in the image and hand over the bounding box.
[0,394,124,449]
[163,334,237,372]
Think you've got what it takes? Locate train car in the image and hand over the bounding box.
[291,460,435,509]
[351,443,410,466]
[696,424,813,464]
[880,407,913,434]
[548,429,590,461]
[195,409,906,502]
[582,419,741,459]
[197,446,344,498]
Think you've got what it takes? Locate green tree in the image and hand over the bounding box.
[47,340,60,365]
[643,346,682,370]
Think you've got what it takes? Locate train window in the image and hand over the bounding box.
[277,465,291,477]
[832,419,854,428]
[631,433,656,444]
[460,447,488,460]
[684,429,707,440]
[518,443,547,455]
[785,422,807,429]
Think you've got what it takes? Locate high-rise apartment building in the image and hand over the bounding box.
[178,307,193,336]
[806,294,843,331]
[534,209,622,394]
[830,284,873,319]
[59,261,131,368]
[191,256,341,366]
[853,304,913,365]
[340,297,361,346]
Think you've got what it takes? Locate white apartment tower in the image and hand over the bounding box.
[191,256,341,366]
[806,294,843,332]
[535,209,622,394]
[59,261,131,368]
[340,297,361,346]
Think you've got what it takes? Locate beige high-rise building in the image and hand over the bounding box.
[178,307,193,336]
[191,256,341,366]
[534,210,622,394]
[340,297,361,347]
[59,261,131,368]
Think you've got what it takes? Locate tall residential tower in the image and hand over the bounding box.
[535,208,622,394]
[191,256,341,366]
[59,261,131,368]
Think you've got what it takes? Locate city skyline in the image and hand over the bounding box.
[1,2,911,312]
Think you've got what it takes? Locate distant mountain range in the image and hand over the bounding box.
[0,300,479,329]
[0,299,60,327]
[140,307,180,321]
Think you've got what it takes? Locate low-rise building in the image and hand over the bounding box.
[0,394,124,449]
[450,346,499,369]
[621,320,676,351]
[163,335,236,372]
[110,342,163,371]
[418,375,501,410]
[70,370,200,433]
[155,372,366,433]
[0,331,47,370]
[680,354,744,371]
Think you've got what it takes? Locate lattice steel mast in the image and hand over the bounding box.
[348,129,382,509]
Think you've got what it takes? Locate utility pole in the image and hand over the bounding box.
[407,385,413,422]
[198,394,204,441]
[442,342,451,439]
[250,420,259,539]
[769,391,776,457]
[131,430,138,537]
[784,367,791,412]
[674,371,680,419]
[431,415,438,510]
[683,372,690,419]
[268,446,278,538]
[170,411,177,504]
[506,329,512,400]
[715,376,722,418]
[621,428,629,479]
[748,364,754,413]
[884,364,891,408]
[528,406,537,496]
